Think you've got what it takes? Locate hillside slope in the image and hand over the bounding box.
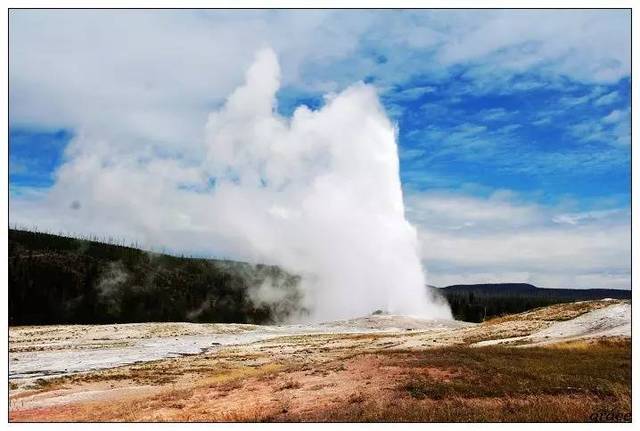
[9,229,302,325]
[439,283,630,322]
[9,230,630,325]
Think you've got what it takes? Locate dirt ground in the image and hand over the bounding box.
[8,300,631,422]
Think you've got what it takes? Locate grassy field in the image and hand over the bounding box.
[9,301,630,422]
[10,337,630,422]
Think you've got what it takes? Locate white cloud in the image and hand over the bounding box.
[559,94,593,107]
[479,108,510,121]
[567,108,630,146]
[552,208,627,225]
[602,109,627,124]
[532,117,552,126]
[386,85,437,103]
[9,10,630,143]
[436,10,630,83]
[406,191,541,230]
[407,191,630,289]
[594,91,621,106]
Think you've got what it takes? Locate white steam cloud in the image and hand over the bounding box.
[202,49,450,320]
[11,48,452,321]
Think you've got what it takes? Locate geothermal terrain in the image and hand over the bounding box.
[9,299,631,422]
[8,230,632,422]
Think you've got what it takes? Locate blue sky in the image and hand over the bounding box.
[276,59,631,211]
[11,74,631,208]
[9,10,631,289]
[9,129,71,193]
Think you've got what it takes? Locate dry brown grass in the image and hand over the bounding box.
[485,300,625,325]
[10,337,630,423]
[544,336,630,350]
[457,300,629,345]
[278,380,303,391]
[9,302,630,423]
[290,394,629,422]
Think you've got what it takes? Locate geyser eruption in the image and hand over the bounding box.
[203,49,451,321]
[13,48,451,321]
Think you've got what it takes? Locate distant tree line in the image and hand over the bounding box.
[8,229,631,325]
[9,229,304,325]
[437,283,630,322]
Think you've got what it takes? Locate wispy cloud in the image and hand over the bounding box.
[568,108,630,146]
[407,190,630,289]
[594,90,621,106]
[478,107,512,121]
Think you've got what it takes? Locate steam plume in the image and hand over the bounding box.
[11,48,452,321]
[202,49,451,320]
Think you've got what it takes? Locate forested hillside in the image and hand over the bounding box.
[9,229,303,325]
[438,283,631,322]
[8,230,630,325]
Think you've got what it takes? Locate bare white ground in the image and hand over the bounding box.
[9,317,469,379]
[474,303,631,347]
[9,385,157,411]
[10,303,630,381]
